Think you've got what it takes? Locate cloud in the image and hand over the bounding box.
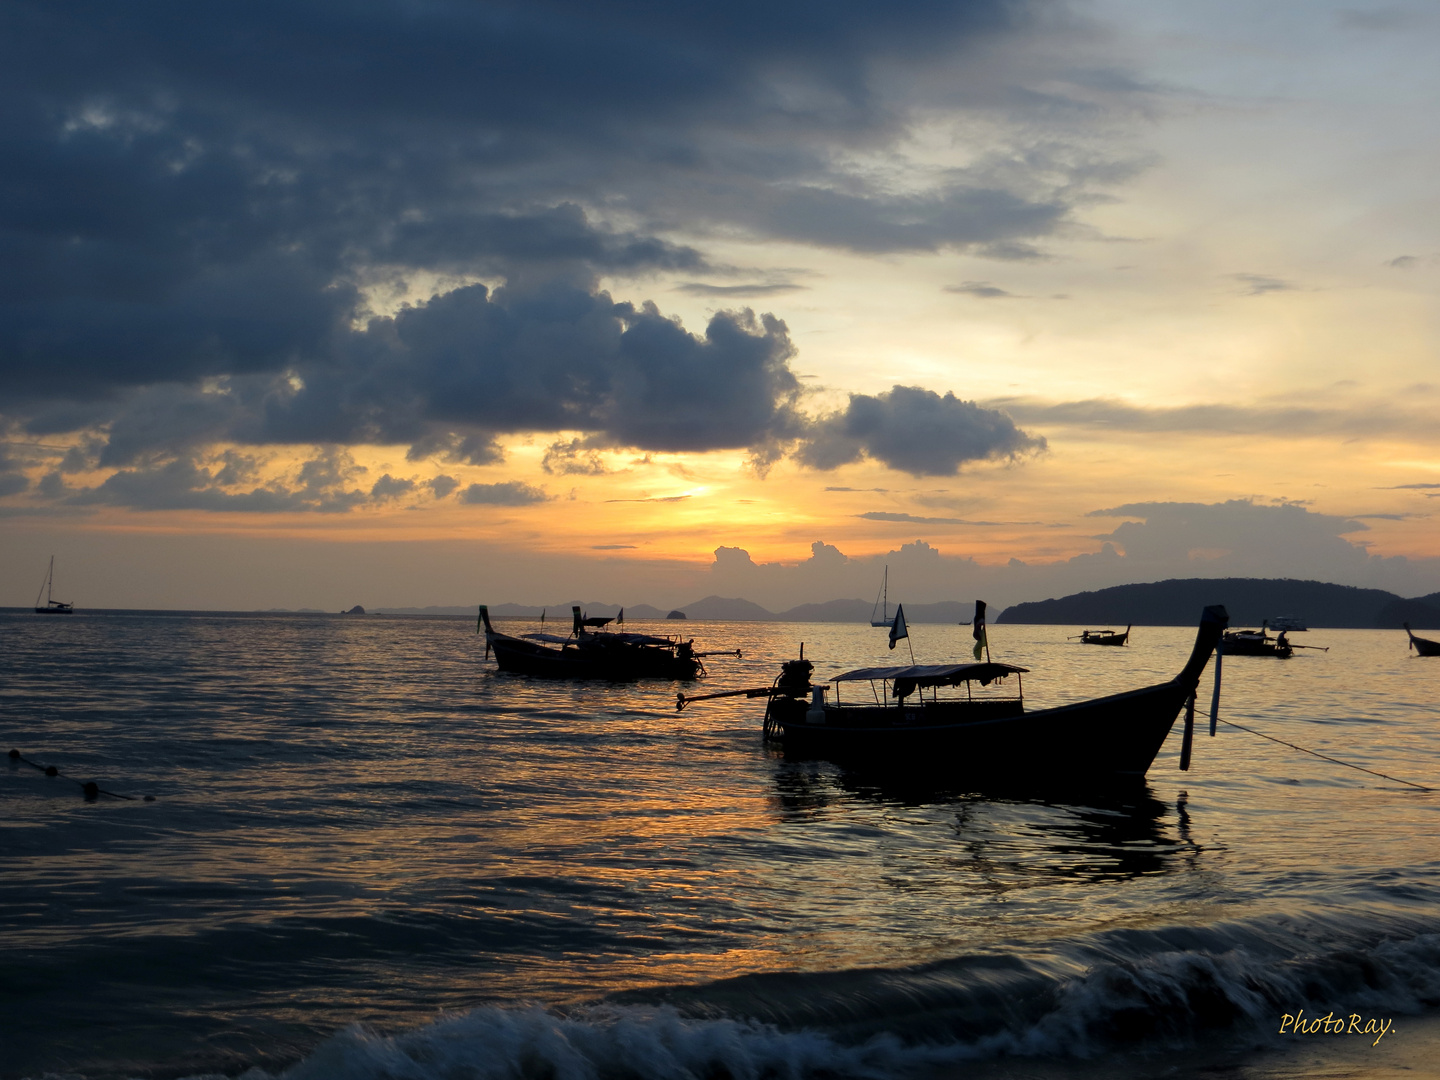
[370,474,417,501]
[60,448,371,513]
[944,281,1017,298]
[858,511,970,525]
[0,443,28,496]
[1230,273,1297,296]
[1087,500,1370,576]
[796,385,1045,477]
[543,439,611,476]
[988,394,1440,439]
[857,511,1026,525]
[458,481,551,506]
[5,283,807,472]
[675,283,809,297]
[0,0,1158,506]
[1338,8,1418,31]
[428,475,459,499]
[1386,255,1418,269]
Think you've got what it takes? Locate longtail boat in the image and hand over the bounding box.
[1405,623,1440,657]
[677,605,1229,782]
[1220,624,1292,658]
[478,605,737,680]
[1073,626,1130,646]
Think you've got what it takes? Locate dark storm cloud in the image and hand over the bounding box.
[18,283,805,471]
[796,385,1045,477]
[458,481,550,506]
[0,0,1136,502]
[727,184,1068,255]
[0,443,28,496]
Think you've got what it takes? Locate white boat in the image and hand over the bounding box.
[1270,615,1307,632]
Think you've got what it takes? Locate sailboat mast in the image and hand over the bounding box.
[36,556,54,608]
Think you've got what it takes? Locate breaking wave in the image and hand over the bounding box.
[191,914,1440,1080]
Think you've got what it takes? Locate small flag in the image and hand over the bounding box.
[540,607,546,624]
[618,608,624,625]
[972,600,988,660]
[889,604,908,650]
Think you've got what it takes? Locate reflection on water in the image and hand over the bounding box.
[3,611,1440,1078]
[772,763,1198,883]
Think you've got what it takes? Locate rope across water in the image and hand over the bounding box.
[8,749,154,801]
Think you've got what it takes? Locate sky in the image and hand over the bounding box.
[3,0,1439,614]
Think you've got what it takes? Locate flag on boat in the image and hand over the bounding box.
[888,604,908,650]
[618,608,624,625]
[972,600,988,660]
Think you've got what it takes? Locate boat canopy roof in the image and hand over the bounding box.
[831,661,1028,688]
[607,632,678,647]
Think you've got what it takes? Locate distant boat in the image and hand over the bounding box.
[1072,626,1130,647]
[478,605,737,680]
[1404,623,1440,657]
[1220,621,1324,658]
[869,566,892,627]
[1270,615,1308,632]
[678,606,1230,783]
[33,556,73,614]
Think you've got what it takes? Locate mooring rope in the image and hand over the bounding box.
[1214,720,1433,792]
[8,749,153,801]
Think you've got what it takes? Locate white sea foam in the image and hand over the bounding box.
[171,933,1440,1080]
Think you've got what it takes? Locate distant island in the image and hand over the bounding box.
[367,579,1440,628]
[376,597,984,623]
[996,578,1440,629]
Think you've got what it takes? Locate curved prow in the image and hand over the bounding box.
[1405,622,1440,657]
[478,604,494,634]
[573,605,585,636]
[1176,605,1229,692]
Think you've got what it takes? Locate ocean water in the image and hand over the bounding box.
[3,609,1439,1080]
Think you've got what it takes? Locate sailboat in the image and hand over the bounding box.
[34,556,74,614]
[869,567,892,627]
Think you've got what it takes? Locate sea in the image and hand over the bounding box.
[3,608,1439,1080]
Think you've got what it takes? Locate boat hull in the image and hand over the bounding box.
[486,632,701,681]
[1406,626,1440,657]
[769,680,1192,779]
[1221,637,1291,658]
